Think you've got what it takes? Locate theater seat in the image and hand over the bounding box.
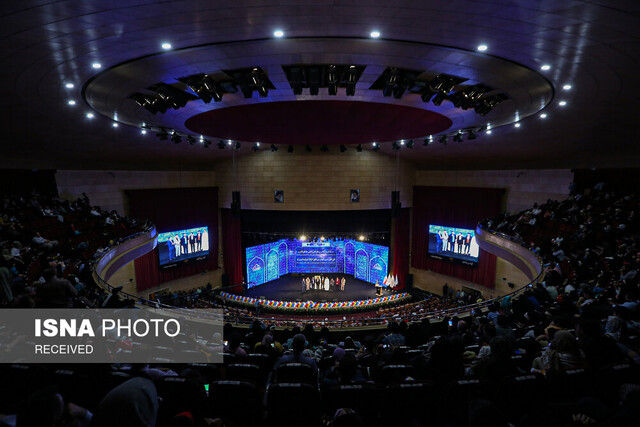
[226,363,264,387]
[441,379,488,426]
[276,362,317,385]
[322,383,378,425]
[380,382,437,425]
[266,383,321,427]
[379,364,415,384]
[155,376,208,425]
[496,373,548,422]
[210,380,261,427]
[596,363,640,405]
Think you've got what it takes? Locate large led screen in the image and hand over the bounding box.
[427,224,478,264]
[245,239,389,288]
[157,226,209,266]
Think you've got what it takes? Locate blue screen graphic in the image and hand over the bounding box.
[245,239,389,288]
[428,224,479,264]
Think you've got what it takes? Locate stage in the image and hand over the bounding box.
[244,274,394,303]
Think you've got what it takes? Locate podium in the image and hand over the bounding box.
[375,284,382,296]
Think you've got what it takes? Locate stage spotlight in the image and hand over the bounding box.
[270,144,278,152]
[345,65,358,96]
[171,133,182,144]
[252,142,260,152]
[234,141,241,150]
[423,137,430,146]
[300,235,307,241]
[251,68,269,97]
[217,140,226,149]
[406,140,414,149]
[356,144,363,152]
[359,235,365,241]
[468,130,477,140]
[327,65,338,96]
[287,145,294,153]
[157,129,169,140]
[186,135,196,145]
[340,145,347,153]
[320,236,325,241]
[453,132,463,143]
[372,142,380,152]
[320,145,329,152]
[203,138,211,148]
[392,141,400,151]
[439,135,448,145]
[383,68,399,97]
[305,145,312,152]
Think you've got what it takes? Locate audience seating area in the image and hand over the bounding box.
[1,183,639,426]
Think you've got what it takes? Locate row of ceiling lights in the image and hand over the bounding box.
[63,33,573,137]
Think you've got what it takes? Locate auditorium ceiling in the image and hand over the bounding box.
[1,1,639,170]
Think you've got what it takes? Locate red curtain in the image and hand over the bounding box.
[411,186,504,288]
[127,187,219,291]
[221,209,244,292]
[392,208,410,290]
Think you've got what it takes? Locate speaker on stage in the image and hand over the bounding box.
[405,273,413,290]
[231,191,241,218]
[391,191,401,217]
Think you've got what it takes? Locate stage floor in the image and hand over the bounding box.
[244,274,393,302]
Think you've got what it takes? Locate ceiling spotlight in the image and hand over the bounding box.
[540,113,547,118]
[320,145,329,152]
[300,235,307,241]
[400,140,405,145]
[273,30,284,38]
[92,63,101,69]
[370,31,381,38]
[270,144,278,152]
[67,100,76,105]
[112,122,118,128]
[486,130,492,135]
[562,84,572,90]
[423,138,430,146]
[327,65,338,96]
[340,145,347,153]
[217,140,226,149]
[232,141,239,150]
[171,133,182,144]
[514,123,521,128]
[406,140,414,149]
[86,113,94,119]
[392,141,400,151]
[477,44,488,51]
[359,235,365,241]
[186,135,195,145]
[540,64,551,71]
[252,143,260,152]
[439,135,448,145]
[287,145,294,153]
[468,130,477,140]
[305,145,312,152]
[65,83,74,89]
[372,142,380,152]
[453,132,463,143]
[558,101,567,106]
[161,42,172,50]
[356,144,363,152]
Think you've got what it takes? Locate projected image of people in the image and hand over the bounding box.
[157,226,209,266]
[428,224,479,263]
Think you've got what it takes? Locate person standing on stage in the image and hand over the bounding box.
[341,277,346,291]
[173,234,181,257]
[324,276,330,291]
[441,230,448,252]
[189,232,196,253]
[166,238,174,261]
[306,276,310,291]
[196,230,202,251]
[456,233,464,254]
[448,231,455,252]
[181,233,189,255]
[301,277,306,294]
[464,233,472,255]
[335,277,340,290]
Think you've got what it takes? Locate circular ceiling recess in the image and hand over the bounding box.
[185,101,452,145]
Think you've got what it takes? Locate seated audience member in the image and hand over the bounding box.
[32,232,58,250]
[275,333,318,374]
[36,267,77,308]
[532,330,588,375]
[13,387,92,427]
[92,377,158,427]
[494,315,516,342]
[382,321,407,346]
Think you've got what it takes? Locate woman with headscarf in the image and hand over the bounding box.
[92,377,159,427]
[533,330,588,376]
